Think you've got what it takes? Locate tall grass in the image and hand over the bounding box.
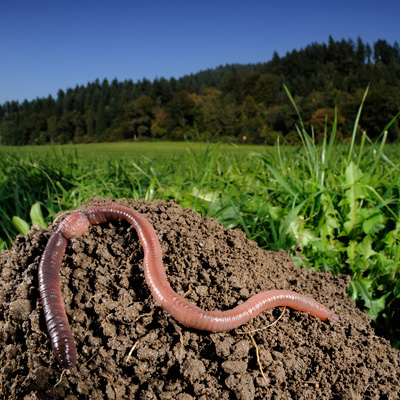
[244,86,400,346]
[0,103,399,346]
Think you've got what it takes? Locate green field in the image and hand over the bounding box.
[1,134,399,347]
[0,141,272,156]
[0,140,276,248]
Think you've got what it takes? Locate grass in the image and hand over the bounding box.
[0,142,272,246]
[1,141,271,157]
[1,102,399,347]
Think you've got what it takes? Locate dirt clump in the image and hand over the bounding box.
[1,198,399,399]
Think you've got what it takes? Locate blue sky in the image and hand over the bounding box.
[1,0,399,104]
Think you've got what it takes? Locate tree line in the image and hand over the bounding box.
[1,37,400,146]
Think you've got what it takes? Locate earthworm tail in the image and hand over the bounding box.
[39,205,338,369]
[38,230,76,368]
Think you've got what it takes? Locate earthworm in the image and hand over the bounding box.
[39,204,339,369]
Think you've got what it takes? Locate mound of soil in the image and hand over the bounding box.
[1,198,399,399]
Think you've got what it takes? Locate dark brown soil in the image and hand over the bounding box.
[1,198,399,400]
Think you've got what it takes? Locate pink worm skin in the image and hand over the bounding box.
[39,205,339,369]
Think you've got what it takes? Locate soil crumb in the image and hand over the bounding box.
[1,198,399,399]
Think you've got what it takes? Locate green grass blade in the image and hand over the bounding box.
[347,86,369,165]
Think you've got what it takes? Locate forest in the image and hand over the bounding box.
[1,37,400,146]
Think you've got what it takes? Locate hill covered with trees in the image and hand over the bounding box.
[1,37,399,145]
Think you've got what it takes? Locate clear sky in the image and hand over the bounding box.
[1,0,399,104]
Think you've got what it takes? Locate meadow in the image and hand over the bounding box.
[1,114,399,347]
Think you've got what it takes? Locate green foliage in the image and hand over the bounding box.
[1,38,400,145]
[248,90,400,346]
[11,216,30,236]
[30,202,47,229]
[12,202,47,235]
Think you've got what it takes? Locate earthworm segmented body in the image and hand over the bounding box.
[39,205,339,369]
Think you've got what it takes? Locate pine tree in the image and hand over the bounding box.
[95,98,107,138]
